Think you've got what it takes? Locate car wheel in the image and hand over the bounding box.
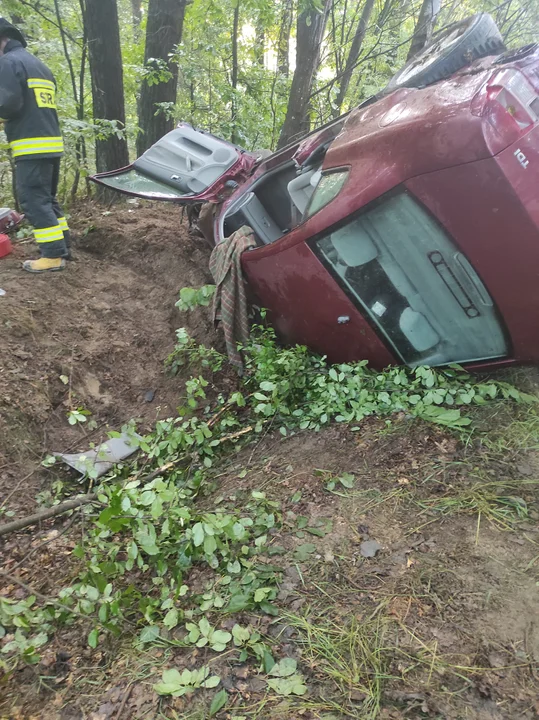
[385,13,505,91]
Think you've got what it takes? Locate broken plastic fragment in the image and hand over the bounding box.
[56,432,142,478]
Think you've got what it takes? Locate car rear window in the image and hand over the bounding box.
[312,192,508,367]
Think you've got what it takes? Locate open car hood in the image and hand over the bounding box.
[90,123,258,203]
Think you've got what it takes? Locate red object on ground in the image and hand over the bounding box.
[0,233,13,258]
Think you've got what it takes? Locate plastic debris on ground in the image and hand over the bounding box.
[57,433,142,478]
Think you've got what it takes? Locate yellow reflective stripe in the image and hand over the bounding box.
[27,78,55,90]
[10,136,63,148]
[10,136,64,157]
[58,216,69,230]
[34,225,64,242]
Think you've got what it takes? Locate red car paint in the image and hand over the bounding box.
[236,54,539,368]
[92,48,539,370]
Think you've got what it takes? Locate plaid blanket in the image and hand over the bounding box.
[209,225,257,371]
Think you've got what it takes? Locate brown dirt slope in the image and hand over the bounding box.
[0,202,218,515]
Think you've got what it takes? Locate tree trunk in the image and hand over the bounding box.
[83,0,129,175]
[277,0,293,77]
[277,0,331,149]
[131,0,142,40]
[254,13,265,66]
[333,0,376,115]
[407,0,440,60]
[136,0,188,157]
[231,1,240,143]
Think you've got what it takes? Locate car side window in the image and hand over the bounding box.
[312,192,508,367]
[303,170,349,220]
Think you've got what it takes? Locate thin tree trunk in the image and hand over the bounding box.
[136,0,188,157]
[277,0,331,149]
[333,0,376,115]
[231,1,240,143]
[131,0,142,40]
[277,0,293,77]
[53,0,87,198]
[83,0,129,179]
[254,13,265,66]
[407,0,440,60]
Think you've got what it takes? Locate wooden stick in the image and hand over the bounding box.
[0,493,98,537]
[0,461,176,538]
[0,420,255,538]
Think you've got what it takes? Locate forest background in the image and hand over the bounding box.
[0,0,537,204]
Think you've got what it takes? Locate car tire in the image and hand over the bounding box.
[385,13,505,91]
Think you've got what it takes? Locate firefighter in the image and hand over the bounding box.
[0,18,70,273]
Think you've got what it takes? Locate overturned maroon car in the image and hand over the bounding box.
[92,14,539,371]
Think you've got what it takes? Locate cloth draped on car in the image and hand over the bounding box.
[209,225,257,371]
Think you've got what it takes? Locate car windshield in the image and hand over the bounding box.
[312,192,508,367]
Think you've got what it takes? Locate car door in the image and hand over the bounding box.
[90,123,257,203]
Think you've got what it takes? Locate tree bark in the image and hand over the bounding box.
[277,0,331,149]
[407,0,440,60]
[231,1,240,143]
[83,0,129,175]
[277,0,293,77]
[136,0,188,157]
[254,13,265,66]
[131,0,142,40]
[333,0,376,115]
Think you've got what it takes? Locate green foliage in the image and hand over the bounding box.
[0,597,51,667]
[243,324,535,432]
[267,657,308,696]
[154,666,221,696]
[166,328,225,375]
[185,617,232,651]
[210,688,228,715]
[176,285,216,312]
[2,316,533,672]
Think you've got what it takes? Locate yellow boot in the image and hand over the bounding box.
[22,257,66,273]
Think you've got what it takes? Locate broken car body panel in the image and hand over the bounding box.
[92,123,257,203]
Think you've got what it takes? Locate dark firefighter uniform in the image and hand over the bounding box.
[0,18,70,271]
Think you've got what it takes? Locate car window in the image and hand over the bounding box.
[312,192,508,367]
[95,168,191,199]
[303,170,349,219]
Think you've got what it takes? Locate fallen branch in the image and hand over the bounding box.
[0,424,255,537]
[0,461,175,538]
[0,493,98,538]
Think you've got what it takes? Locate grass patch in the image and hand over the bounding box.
[415,479,538,532]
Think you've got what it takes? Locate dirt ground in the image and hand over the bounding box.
[1,205,538,719]
[0,202,219,515]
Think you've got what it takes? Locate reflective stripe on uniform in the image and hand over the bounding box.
[34,225,64,243]
[10,136,64,157]
[58,216,69,231]
[27,78,56,90]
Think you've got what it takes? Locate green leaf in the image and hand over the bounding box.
[232,624,251,645]
[267,674,307,696]
[305,527,326,537]
[211,630,232,646]
[139,625,160,644]
[192,522,205,546]
[227,593,251,612]
[204,534,217,555]
[269,657,297,677]
[88,629,99,648]
[338,473,355,488]
[163,608,179,629]
[204,675,221,689]
[210,689,228,715]
[294,543,317,562]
